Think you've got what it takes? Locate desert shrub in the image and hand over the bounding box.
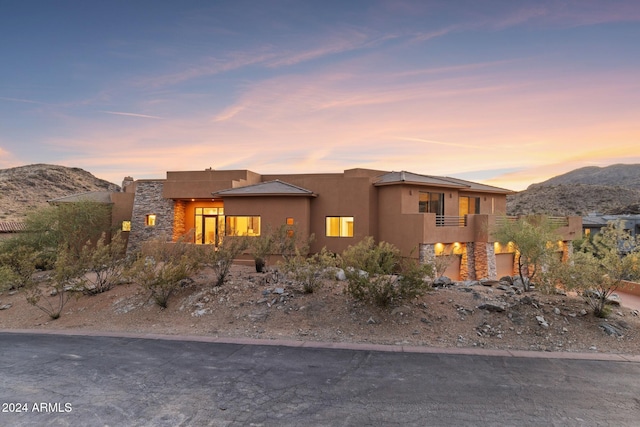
[283,248,337,293]
[342,237,432,306]
[0,244,40,290]
[127,237,200,308]
[76,232,127,295]
[25,246,82,319]
[201,236,249,287]
[559,220,640,317]
[249,224,314,272]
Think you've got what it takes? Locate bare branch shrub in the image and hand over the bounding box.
[127,236,200,308]
[342,237,432,306]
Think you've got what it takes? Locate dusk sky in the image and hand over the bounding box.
[1,1,639,190]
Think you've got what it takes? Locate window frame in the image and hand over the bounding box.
[418,192,444,215]
[325,216,354,237]
[225,215,261,236]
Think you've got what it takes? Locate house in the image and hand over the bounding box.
[117,167,581,281]
[582,212,640,253]
[0,221,26,241]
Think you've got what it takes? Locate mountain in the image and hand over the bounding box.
[0,164,120,222]
[507,164,640,216]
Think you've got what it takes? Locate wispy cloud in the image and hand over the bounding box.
[0,96,50,105]
[100,111,163,119]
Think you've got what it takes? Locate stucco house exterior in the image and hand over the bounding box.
[116,167,581,281]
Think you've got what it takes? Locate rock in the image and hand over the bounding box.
[0,303,12,310]
[477,302,506,312]
[615,320,631,330]
[499,276,513,284]
[553,307,561,315]
[274,288,284,295]
[632,310,639,316]
[248,310,269,322]
[599,322,624,337]
[191,308,211,317]
[536,315,549,329]
[433,276,453,288]
[335,269,347,281]
[367,317,376,324]
[580,309,588,316]
[480,279,500,287]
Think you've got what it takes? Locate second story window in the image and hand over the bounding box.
[459,196,480,215]
[419,192,444,215]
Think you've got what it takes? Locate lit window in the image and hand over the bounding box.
[286,217,294,225]
[326,216,354,237]
[145,214,156,227]
[419,192,444,215]
[459,196,480,215]
[226,216,261,236]
[122,220,131,231]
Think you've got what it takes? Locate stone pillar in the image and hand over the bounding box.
[459,243,470,281]
[419,243,435,265]
[127,180,174,253]
[173,200,187,241]
[465,242,476,281]
[472,242,497,280]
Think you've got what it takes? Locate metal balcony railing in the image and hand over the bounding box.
[436,215,467,227]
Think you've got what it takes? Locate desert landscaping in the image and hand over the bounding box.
[1,264,639,355]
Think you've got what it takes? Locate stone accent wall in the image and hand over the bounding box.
[127,181,174,253]
[419,243,435,265]
[459,243,470,281]
[465,242,497,280]
[173,200,186,241]
[465,243,476,280]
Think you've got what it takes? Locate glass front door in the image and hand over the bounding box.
[195,207,224,246]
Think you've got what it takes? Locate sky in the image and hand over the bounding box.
[1,1,639,191]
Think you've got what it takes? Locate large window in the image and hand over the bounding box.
[326,216,354,237]
[226,216,260,236]
[419,192,444,215]
[459,196,480,215]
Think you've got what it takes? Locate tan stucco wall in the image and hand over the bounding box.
[162,170,262,199]
[262,173,378,254]
[223,196,311,249]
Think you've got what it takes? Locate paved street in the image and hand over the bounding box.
[1,332,639,426]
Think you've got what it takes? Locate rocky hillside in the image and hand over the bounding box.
[507,164,640,216]
[0,164,120,222]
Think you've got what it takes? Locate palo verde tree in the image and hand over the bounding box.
[492,215,562,292]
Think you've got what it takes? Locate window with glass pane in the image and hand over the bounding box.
[225,216,261,236]
[459,196,480,215]
[326,216,354,237]
[418,192,444,215]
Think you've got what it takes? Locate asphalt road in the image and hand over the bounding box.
[1,332,639,426]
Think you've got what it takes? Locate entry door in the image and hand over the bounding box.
[202,215,218,245]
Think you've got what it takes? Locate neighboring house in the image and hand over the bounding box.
[48,190,135,247]
[0,221,26,241]
[582,213,640,253]
[118,168,581,281]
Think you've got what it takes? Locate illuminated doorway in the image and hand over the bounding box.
[195,207,225,246]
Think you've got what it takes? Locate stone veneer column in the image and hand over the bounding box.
[173,200,187,241]
[465,243,476,280]
[419,243,435,266]
[459,243,470,281]
[127,181,174,253]
[470,242,497,280]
